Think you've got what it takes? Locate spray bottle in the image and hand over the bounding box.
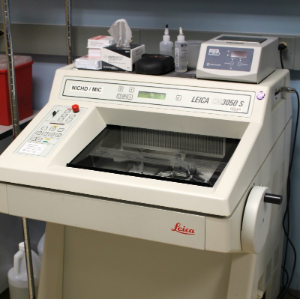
[175,27,187,72]
[159,25,173,57]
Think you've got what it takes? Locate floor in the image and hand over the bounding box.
[0,288,297,299]
[0,289,9,299]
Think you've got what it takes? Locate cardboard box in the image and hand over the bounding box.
[101,44,145,72]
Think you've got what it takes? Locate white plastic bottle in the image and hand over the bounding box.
[8,242,41,299]
[175,27,188,72]
[159,25,173,57]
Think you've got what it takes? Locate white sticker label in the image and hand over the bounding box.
[70,85,103,93]
[209,49,220,56]
[19,143,47,155]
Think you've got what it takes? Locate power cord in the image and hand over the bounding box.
[275,87,299,299]
[278,42,288,69]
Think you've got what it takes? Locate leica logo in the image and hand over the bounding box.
[171,223,195,235]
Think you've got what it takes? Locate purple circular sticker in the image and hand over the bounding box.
[256,91,265,100]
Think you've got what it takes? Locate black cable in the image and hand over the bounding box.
[278,43,287,69]
[276,90,299,299]
[282,266,289,288]
[280,51,284,69]
[288,290,299,299]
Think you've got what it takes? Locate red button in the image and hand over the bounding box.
[72,104,79,113]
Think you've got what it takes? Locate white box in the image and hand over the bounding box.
[88,48,101,57]
[87,36,116,49]
[101,44,145,72]
[74,55,102,70]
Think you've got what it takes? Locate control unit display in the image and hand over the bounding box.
[15,105,86,157]
[138,91,166,100]
[204,46,254,72]
[62,78,255,117]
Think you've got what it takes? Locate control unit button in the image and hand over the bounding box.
[118,86,124,92]
[72,104,80,113]
[55,133,62,138]
[42,132,49,136]
[30,137,37,141]
[58,117,65,121]
[64,109,71,113]
[62,114,67,117]
[41,126,48,130]
[127,94,133,100]
[176,95,182,101]
[69,114,76,119]
[122,94,127,99]
[35,131,42,135]
[36,137,42,142]
[49,133,55,137]
[237,62,242,66]
[117,94,122,99]
[49,127,56,131]
[66,118,72,123]
[129,87,135,93]
[57,128,64,132]
[229,61,234,66]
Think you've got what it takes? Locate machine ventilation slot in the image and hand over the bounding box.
[271,169,279,194]
[121,127,226,158]
[266,259,272,285]
[279,161,285,185]
[273,245,280,271]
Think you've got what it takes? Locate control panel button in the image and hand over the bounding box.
[69,115,76,119]
[72,104,80,113]
[42,132,49,136]
[41,126,48,130]
[66,118,72,123]
[49,133,55,137]
[118,86,124,92]
[176,95,182,101]
[127,94,133,100]
[55,133,62,138]
[57,128,64,132]
[64,109,70,113]
[49,127,56,131]
[58,117,65,121]
[35,131,42,135]
[129,87,135,93]
[117,94,122,99]
[30,137,37,141]
[122,94,127,99]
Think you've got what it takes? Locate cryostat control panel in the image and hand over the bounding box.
[15,105,86,157]
[62,78,255,117]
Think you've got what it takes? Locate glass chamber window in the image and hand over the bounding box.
[67,125,240,187]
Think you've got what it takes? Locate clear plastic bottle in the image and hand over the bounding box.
[175,27,188,73]
[159,25,173,57]
[8,242,41,299]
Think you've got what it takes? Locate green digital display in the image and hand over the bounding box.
[138,91,166,100]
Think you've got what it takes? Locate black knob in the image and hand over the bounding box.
[264,193,282,205]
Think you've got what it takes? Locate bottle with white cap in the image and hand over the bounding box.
[8,242,41,299]
[159,25,173,57]
[175,27,188,72]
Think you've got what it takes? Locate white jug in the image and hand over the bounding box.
[8,242,41,299]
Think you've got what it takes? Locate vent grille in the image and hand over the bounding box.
[121,127,225,157]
